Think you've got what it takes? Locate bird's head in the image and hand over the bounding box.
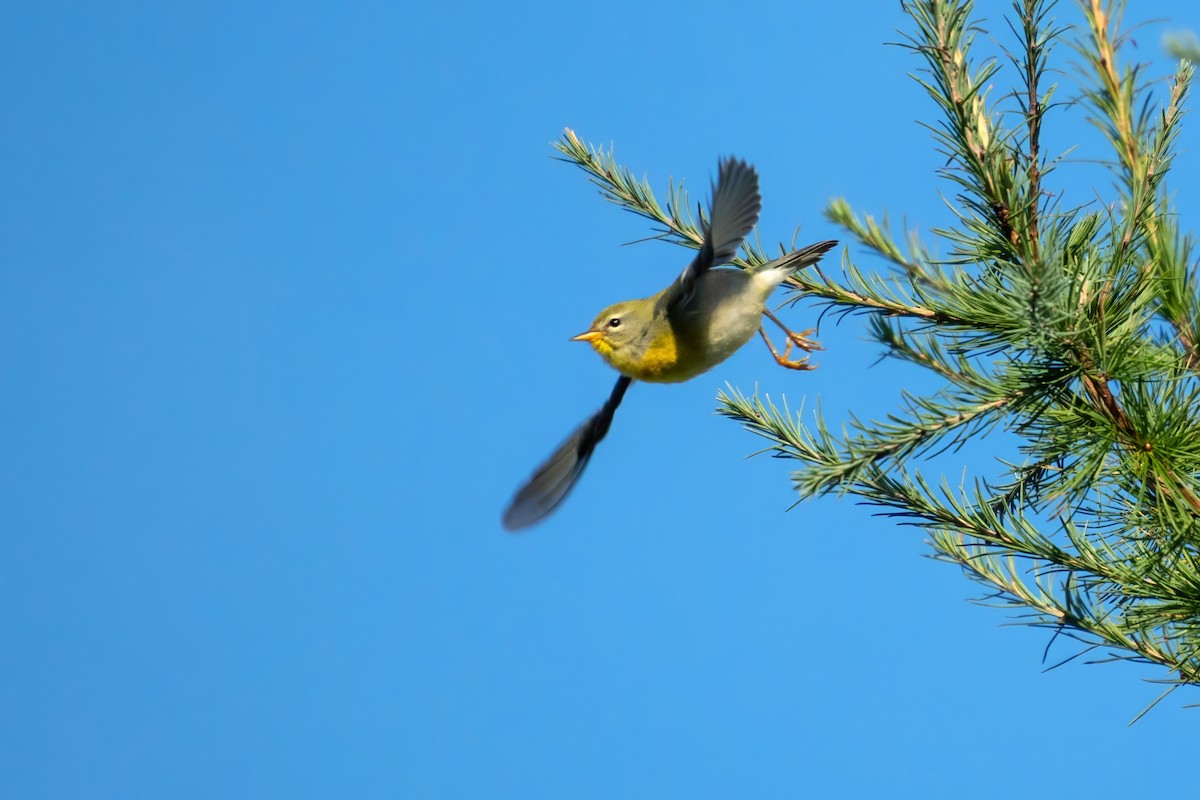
[571,299,653,360]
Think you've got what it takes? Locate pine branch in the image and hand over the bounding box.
[724,0,1200,707]
[552,128,706,253]
[551,0,1200,712]
[718,384,1014,497]
[553,128,829,276]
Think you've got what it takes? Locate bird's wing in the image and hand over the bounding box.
[502,376,633,532]
[665,158,762,311]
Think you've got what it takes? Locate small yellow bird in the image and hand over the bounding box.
[503,158,836,531]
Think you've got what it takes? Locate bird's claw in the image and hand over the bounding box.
[785,328,823,353]
[759,327,820,372]
[775,340,818,371]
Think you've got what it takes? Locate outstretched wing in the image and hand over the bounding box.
[502,376,633,532]
[668,158,762,309]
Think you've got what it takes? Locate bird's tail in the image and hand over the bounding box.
[762,240,839,274]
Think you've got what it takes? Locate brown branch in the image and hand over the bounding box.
[1078,370,1200,515]
[1078,373,1137,439]
[1022,0,1043,264]
[1178,322,1200,371]
[784,272,939,321]
[930,20,1017,250]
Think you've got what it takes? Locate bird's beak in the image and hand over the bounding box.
[571,330,603,343]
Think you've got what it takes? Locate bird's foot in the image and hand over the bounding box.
[785,328,823,354]
[759,327,819,371]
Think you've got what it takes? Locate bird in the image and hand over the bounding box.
[502,157,837,531]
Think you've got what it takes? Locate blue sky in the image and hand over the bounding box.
[3,0,1199,797]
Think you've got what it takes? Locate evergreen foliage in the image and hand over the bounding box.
[554,0,1200,716]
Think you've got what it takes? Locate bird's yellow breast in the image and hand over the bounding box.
[594,326,690,382]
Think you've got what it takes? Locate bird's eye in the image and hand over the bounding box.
[608,317,621,328]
